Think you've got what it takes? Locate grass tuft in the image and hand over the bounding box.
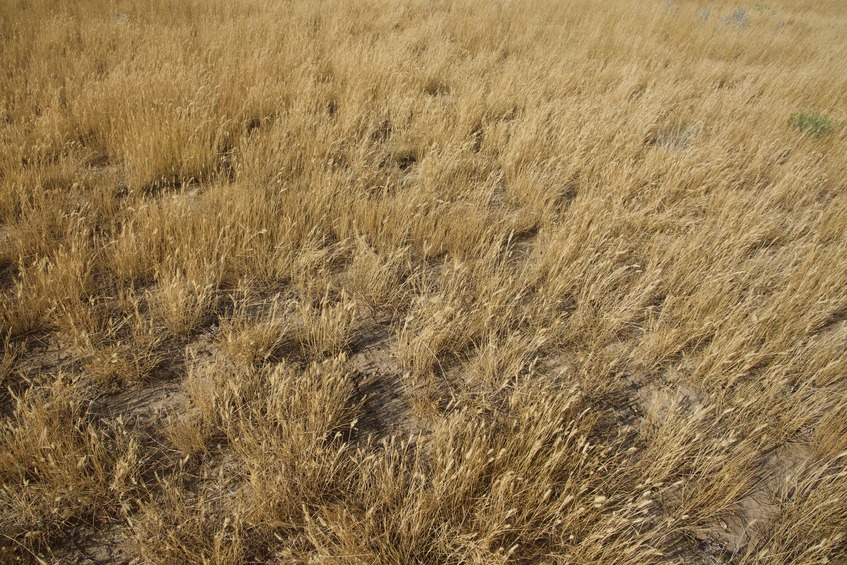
[789,112,835,138]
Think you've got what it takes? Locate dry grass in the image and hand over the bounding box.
[0,377,141,560]
[1,0,846,561]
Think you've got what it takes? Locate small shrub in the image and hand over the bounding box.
[789,112,834,138]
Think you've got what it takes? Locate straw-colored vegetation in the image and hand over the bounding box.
[1,0,846,562]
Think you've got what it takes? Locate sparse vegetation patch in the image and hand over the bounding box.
[789,111,835,139]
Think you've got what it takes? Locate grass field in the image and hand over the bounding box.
[1,0,846,562]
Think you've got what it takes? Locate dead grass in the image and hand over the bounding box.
[1,0,846,561]
[0,377,141,559]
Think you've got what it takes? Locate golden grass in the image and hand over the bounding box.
[1,0,846,561]
[0,377,141,558]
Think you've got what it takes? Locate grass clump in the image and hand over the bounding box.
[789,112,834,138]
[0,378,141,559]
